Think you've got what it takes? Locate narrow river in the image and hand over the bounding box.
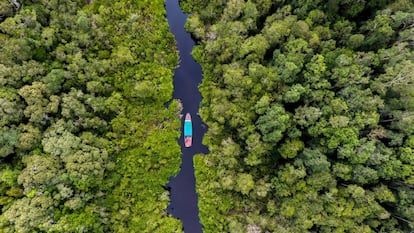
[165,0,208,232]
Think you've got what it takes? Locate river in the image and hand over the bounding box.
[165,0,209,232]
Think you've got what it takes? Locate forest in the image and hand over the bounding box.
[181,0,414,232]
[0,0,183,232]
[1,0,414,232]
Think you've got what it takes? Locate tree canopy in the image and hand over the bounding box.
[183,0,414,232]
[0,0,182,232]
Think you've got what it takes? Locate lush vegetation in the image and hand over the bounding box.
[3,0,414,232]
[0,0,183,232]
[182,0,414,232]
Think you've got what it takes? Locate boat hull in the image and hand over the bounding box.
[184,113,192,147]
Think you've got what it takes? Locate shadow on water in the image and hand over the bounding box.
[164,0,209,232]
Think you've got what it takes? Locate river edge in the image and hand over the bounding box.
[164,0,209,232]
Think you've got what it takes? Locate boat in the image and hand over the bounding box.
[184,113,192,147]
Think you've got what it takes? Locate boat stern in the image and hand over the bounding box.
[185,136,192,147]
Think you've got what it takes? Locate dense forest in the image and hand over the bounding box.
[0,0,183,232]
[2,0,414,232]
[181,0,414,232]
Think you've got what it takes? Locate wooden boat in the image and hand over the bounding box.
[184,113,192,147]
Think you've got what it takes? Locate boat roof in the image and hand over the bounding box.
[184,120,192,136]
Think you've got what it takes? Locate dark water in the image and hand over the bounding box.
[165,0,208,232]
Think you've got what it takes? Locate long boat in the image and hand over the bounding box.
[184,113,192,147]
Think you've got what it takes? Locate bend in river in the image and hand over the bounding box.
[165,0,209,232]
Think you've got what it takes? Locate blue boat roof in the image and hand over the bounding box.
[184,121,192,136]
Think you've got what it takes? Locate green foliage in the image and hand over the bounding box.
[235,173,255,195]
[185,0,414,232]
[279,139,304,159]
[257,104,290,144]
[0,0,181,231]
[0,1,15,22]
[0,128,19,157]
